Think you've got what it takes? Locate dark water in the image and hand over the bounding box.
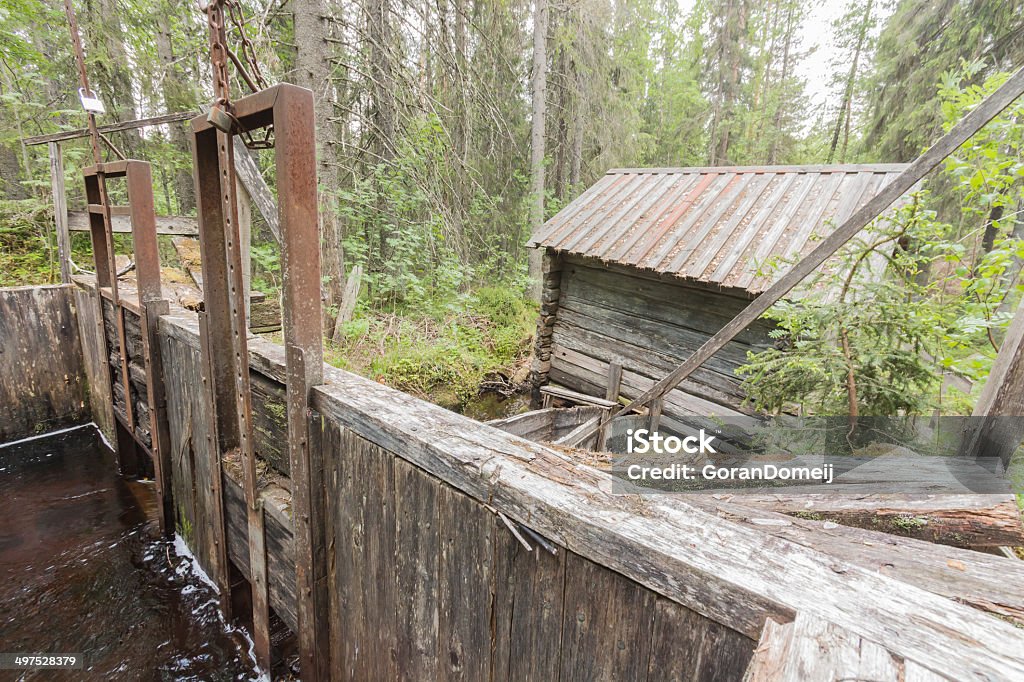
[0,426,258,681]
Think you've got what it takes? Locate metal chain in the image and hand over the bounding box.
[203,0,274,149]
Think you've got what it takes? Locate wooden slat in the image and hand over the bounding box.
[68,210,198,236]
[394,457,441,680]
[734,492,1024,548]
[330,426,399,679]
[49,143,72,283]
[559,552,656,681]
[437,482,495,681]
[648,597,754,682]
[742,618,792,682]
[691,496,1024,625]
[492,521,567,681]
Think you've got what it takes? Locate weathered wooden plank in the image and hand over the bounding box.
[552,313,749,409]
[250,370,289,476]
[563,261,772,344]
[771,612,901,681]
[221,472,298,632]
[549,343,747,419]
[556,293,755,378]
[68,210,198,236]
[0,286,88,440]
[438,482,495,681]
[742,618,793,682]
[559,552,656,681]
[734,493,1024,548]
[493,523,566,682]
[648,597,755,682]
[49,143,72,283]
[231,137,280,244]
[330,426,399,679]
[394,457,441,681]
[690,496,1024,626]
[74,285,114,439]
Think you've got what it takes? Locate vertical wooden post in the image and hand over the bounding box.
[649,398,663,433]
[49,142,72,283]
[597,361,622,451]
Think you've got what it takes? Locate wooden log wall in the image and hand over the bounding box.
[70,278,1024,681]
[548,256,774,425]
[0,285,89,441]
[529,252,563,407]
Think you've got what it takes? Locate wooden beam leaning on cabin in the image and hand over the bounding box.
[569,66,1024,445]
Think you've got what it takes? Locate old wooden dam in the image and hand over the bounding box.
[6,56,1024,682]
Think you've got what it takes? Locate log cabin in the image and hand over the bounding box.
[527,164,911,434]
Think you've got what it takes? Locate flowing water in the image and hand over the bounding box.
[0,426,258,681]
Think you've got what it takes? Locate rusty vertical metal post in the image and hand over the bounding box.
[125,160,174,535]
[83,166,136,472]
[274,84,327,682]
[191,127,271,669]
[191,82,328,680]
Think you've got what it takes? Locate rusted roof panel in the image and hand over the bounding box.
[529,164,910,294]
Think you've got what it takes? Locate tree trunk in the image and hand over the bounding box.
[766,0,795,164]
[528,0,549,299]
[827,0,872,164]
[154,6,195,213]
[85,0,141,156]
[293,0,347,337]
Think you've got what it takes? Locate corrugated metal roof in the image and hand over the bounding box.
[528,164,910,294]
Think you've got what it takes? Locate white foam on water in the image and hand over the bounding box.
[172,534,219,594]
[171,534,267,680]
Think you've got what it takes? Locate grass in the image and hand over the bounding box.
[323,286,536,412]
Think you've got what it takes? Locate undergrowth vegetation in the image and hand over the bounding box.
[322,286,536,411]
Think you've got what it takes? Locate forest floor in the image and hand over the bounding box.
[263,286,537,420]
